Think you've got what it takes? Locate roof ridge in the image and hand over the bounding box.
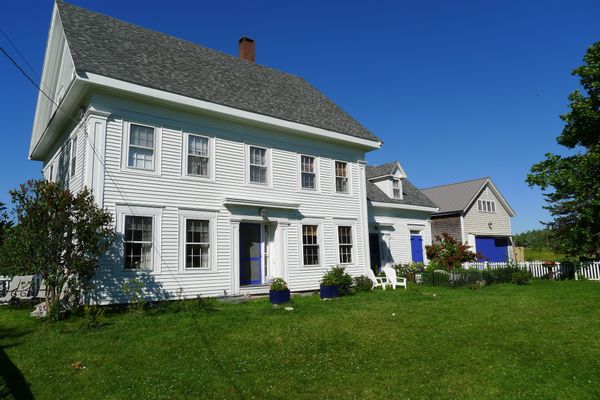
[420,176,489,191]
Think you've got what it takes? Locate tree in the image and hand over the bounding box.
[0,201,11,247]
[425,233,478,271]
[0,180,114,317]
[527,42,600,259]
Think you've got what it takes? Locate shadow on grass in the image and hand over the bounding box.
[0,326,34,400]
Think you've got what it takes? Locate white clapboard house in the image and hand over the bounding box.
[29,1,440,303]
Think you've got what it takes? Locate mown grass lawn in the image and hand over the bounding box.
[1,280,599,400]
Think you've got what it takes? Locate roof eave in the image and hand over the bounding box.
[369,201,439,213]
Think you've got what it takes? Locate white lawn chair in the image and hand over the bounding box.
[14,275,35,302]
[366,268,388,290]
[0,276,22,304]
[34,279,47,300]
[383,267,407,290]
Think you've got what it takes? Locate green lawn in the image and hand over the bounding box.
[1,281,599,400]
[524,247,564,261]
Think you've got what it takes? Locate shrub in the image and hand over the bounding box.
[270,278,288,292]
[425,233,478,271]
[84,304,106,329]
[191,296,218,312]
[122,278,146,315]
[353,275,372,292]
[512,270,532,285]
[320,266,353,295]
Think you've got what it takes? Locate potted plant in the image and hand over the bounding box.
[320,270,340,299]
[543,260,556,279]
[269,278,291,304]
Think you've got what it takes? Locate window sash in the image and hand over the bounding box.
[338,226,353,264]
[335,161,348,193]
[301,156,316,189]
[70,137,77,177]
[302,225,320,265]
[185,219,210,269]
[392,179,401,198]
[187,135,209,177]
[128,124,155,170]
[249,147,267,183]
[124,216,153,270]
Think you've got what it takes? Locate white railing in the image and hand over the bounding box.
[462,261,600,280]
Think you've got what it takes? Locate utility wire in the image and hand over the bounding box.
[0,27,41,83]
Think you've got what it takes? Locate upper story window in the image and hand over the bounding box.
[301,155,316,190]
[302,224,320,266]
[48,164,54,182]
[70,137,77,177]
[338,226,353,264]
[249,146,268,184]
[128,124,155,170]
[335,161,349,193]
[392,179,401,199]
[187,134,209,177]
[124,215,153,270]
[478,200,496,213]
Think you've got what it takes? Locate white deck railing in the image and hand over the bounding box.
[462,261,600,280]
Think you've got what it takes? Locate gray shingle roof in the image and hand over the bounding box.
[366,179,438,209]
[56,1,380,143]
[365,162,397,179]
[420,177,489,214]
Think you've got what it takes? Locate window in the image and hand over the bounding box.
[335,161,348,193]
[478,200,496,213]
[124,216,153,270]
[70,137,77,177]
[301,155,316,190]
[338,226,353,264]
[185,219,210,269]
[249,146,267,184]
[48,165,54,181]
[128,124,155,170]
[392,179,401,198]
[302,225,320,266]
[187,134,209,177]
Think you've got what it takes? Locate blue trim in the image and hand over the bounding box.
[410,235,424,263]
[240,223,262,286]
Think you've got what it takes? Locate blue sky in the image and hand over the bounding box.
[1,0,598,233]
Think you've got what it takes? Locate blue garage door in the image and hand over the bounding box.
[475,236,509,262]
[410,235,424,263]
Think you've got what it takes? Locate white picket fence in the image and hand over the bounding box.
[462,261,600,281]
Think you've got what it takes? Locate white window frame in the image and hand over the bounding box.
[70,136,78,177]
[333,160,351,194]
[478,200,496,213]
[245,144,271,186]
[335,222,356,265]
[300,221,323,267]
[122,121,161,175]
[178,209,218,273]
[116,205,162,272]
[48,163,54,182]
[298,154,319,191]
[392,178,402,199]
[182,132,214,180]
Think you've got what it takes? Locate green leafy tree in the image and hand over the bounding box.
[527,42,600,259]
[0,201,11,247]
[0,180,114,317]
[425,233,478,271]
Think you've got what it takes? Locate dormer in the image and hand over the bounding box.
[367,161,407,200]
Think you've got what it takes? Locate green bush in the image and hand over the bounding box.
[270,278,288,291]
[512,270,532,285]
[320,266,353,295]
[83,304,105,329]
[352,275,372,292]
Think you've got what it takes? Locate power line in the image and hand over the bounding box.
[0,27,41,83]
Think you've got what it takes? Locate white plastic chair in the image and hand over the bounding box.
[366,268,388,290]
[0,276,22,304]
[383,267,407,290]
[14,275,35,301]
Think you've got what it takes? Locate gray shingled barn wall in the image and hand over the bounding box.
[431,215,463,242]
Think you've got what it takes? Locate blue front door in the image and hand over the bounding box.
[240,223,262,285]
[410,235,424,263]
[475,236,509,262]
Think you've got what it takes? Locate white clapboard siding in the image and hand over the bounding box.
[463,184,512,236]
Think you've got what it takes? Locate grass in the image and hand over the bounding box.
[524,247,564,261]
[1,281,600,399]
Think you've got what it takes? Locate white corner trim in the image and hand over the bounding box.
[369,201,439,212]
[79,72,382,150]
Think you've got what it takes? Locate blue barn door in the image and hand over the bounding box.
[410,234,424,263]
[475,236,509,262]
[240,223,262,285]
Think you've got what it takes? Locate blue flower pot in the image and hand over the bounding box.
[320,285,339,299]
[269,289,291,304]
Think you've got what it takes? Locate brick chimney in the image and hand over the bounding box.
[238,37,255,62]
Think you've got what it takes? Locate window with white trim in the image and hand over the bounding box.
[302,225,320,266]
[124,216,153,270]
[478,200,496,213]
[128,124,155,170]
[187,134,209,177]
[335,161,348,193]
[301,155,316,190]
[48,164,54,181]
[338,226,353,264]
[249,146,268,184]
[184,219,210,269]
[70,137,77,177]
[392,178,401,199]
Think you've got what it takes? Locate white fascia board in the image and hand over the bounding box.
[224,198,300,210]
[369,201,439,213]
[80,72,382,150]
[464,179,516,217]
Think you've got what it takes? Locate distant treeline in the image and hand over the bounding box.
[513,228,555,249]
